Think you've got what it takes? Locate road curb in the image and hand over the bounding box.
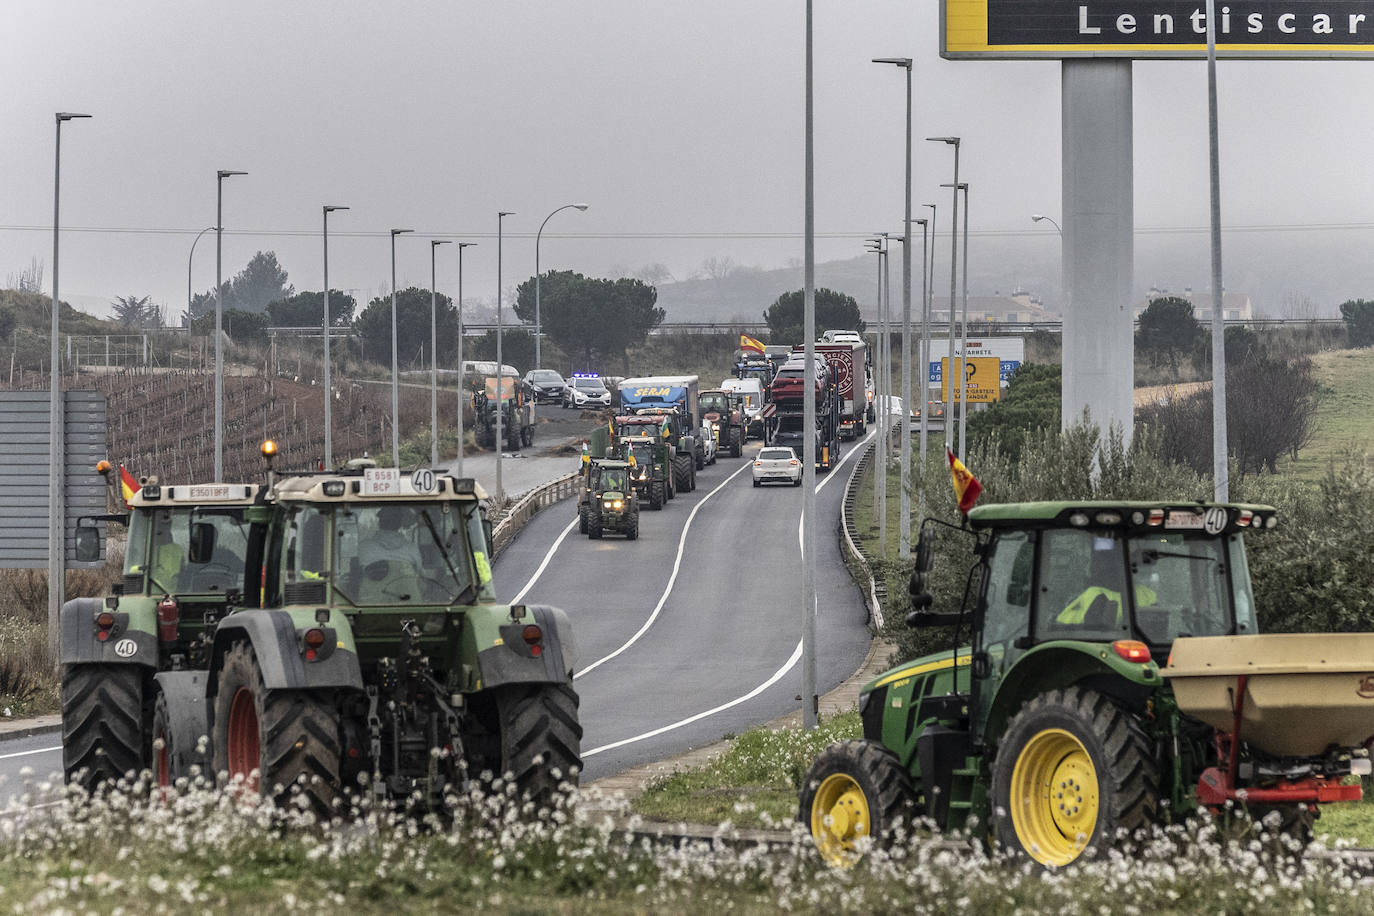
[0,714,61,742]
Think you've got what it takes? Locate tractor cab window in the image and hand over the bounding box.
[134,506,249,595]
[330,502,477,607]
[123,509,152,587]
[1127,532,1236,643]
[981,530,1033,661]
[1037,529,1130,642]
[596,468,628,493]
[285,506,328,586]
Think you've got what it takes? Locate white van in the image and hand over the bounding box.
[721,377,765,440]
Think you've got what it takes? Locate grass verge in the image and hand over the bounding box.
[632,711,861,828]
[1287,348,1374,480]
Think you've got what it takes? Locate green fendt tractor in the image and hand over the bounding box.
[801,501,1374,867]
[473,377,534,451]
[61,471,263,790]
[200,448,581,813]
[612,414,676,509]
[576,458,639,540]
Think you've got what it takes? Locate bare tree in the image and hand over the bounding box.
[701,256,737,282]
[5,258,44,294]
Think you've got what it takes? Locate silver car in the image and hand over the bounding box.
[752,447,802,487]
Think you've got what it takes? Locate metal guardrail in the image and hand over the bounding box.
[840,435,885,631]
[490,470,581,558]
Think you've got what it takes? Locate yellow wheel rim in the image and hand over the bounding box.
[1008,728,1099,866]
[810,773,872,867]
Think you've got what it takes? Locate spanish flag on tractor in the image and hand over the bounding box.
[948,449,982,515]
[740,334,765,354]
[119,464,139,508]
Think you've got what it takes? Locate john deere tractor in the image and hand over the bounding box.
[61,471,265,791]
[802,501,1374,867]
[611,414,676,509]
[191,448,581,814]
[576,458,639,540]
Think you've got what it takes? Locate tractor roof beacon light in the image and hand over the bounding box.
[261,439,279,488]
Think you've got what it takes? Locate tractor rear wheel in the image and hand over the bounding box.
[492,683,582,810]
[62,663,145,792]
[578,504,588,533]
[649,480,664,509]
[730,428,742,457]
[212,641,341,818]
[992,686,1158,867]
[673,455,692,493]
[799,740,918,868]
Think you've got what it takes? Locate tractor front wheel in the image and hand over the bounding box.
[587,512,603,539]
[492,683,582,810]
[61,664,145,792]
[212,641,341,817]
[649,480,664,509]
[625,511,639,540]
[798,740,918,868]
[992,687,1158,867]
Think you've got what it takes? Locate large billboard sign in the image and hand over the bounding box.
[943,0,1374,58]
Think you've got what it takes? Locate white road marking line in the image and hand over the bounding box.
[582,430,876,755]
[583,640,803,757]
[575,459,754,679]
[508,513,580,605]
[0,745,60,762]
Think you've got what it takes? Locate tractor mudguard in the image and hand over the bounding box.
[60,596,157,667]
[984,641,1160,741]
[154,670,208,774]
[468,604,577,690]
[208,611,362,697]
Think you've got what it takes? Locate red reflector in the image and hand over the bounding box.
[348,747,360,758]
[303,628,326,649]
[1113,640,1152,663]
[96,612,115,629]
[531,645,542,657]
[96,630,109,642]
[522,624,543,645]
[304,648,317,661]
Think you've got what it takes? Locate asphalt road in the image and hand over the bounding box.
[0,430,875,800]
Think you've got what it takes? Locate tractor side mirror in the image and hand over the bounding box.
[914,527,935,574]
[482,518,494,554]
[188,522,217,563]
[74,523,101,562]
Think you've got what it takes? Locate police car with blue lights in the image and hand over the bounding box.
[563,373,612,409]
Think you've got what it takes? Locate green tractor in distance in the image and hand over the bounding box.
[801,501,1374,867]
[577,458,640,540]
[698,388,746,458]
[609,414,676,509]
[473,376,534,452]
[202,450,581,814]
[61,470,264,791]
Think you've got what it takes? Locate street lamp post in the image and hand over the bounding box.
[873,56,914,560]
[927,137,960,453]
[921,202,936,484]
[495,211,515,501]
[186,226,215,327]
[535,203,589,368]
[913,217,929,522]
[1032,214,1066,356]
[865,235,888,560]
[430,239,452,467]
[389,228,414,467]
[214,169,247,481]
[49,110,91,657]
[942,181,971,459]
[322,205,348,470]
[802,0,817,729]
[456,242,477,477]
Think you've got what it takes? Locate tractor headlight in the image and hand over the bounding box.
[613,500,623,509]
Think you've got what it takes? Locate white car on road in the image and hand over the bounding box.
[753,447,802,487]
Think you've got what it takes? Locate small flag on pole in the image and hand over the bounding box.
[581,442,589,466]
[740,334,766,354]
[119,465,139,508]
[948,449,982,515]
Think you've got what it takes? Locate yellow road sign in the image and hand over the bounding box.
[941,357,1002,405]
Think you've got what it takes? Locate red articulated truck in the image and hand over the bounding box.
[792,341,868,441]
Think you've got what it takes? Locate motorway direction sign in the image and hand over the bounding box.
[943,0,1374,59]
[0,391,109,568]
[941,357,1003,405]
[929,337,1024,384]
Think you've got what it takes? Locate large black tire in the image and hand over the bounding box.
[492,683,582,809]
[689,461,697,491]
[695,446,705,471]
[649,479,664,510]
[587,511,602,540]
[992,686,1158,867]
[212,641,341,817]
[62,663,145,792]
[625,511,639,540]
[673,455,692,493]
[729,428,742,458]
[578,504,588,533]
[799,740,918,868]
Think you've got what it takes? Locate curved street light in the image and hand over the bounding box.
[535,203,589,368]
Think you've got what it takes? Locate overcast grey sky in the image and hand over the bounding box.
[3,0,1372,318]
